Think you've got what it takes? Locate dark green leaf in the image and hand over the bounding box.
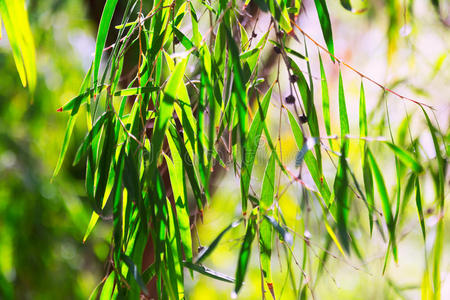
[234,212,257,295]
[122,254,149,296]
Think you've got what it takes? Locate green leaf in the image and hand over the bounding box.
[384,142,423,173]
[122,254,149,296]
[421,107,444,208]
[93,0,119,85]
[367,149,397,262]
[319,53,331,140]
[259,152,276,293]
[323,219,347,257]
[99,272,116,300]
[149,57,189,172]
[94,118,116,211]
[287,110,332,205]
[269,40,307,60]
[142,263,156,284]
[73,111,111,166]
[0,0,36,91]
[263,215,294,246]
[234,212,257,295]
[241,84,274,210]
[420,107,445,299]
[359,81,367,139]
[184,262,235,283]
[359,81,375,235]
[415,177,426,241]
[313,0,335,61]
[225,25,251,212]
[53,66,93,179]
[333,141,350,253]
[113,86,159,97]
[338,70,349,140]
[173,27,195,51]
[196,219,243,264]
[260,151,276,211]
[164,152,193,263]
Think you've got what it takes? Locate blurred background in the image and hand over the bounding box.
[0,0,448,299]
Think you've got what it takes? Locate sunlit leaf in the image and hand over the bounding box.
[196,219,242,264]
[313,0,335,61]
[93,0,118,85]
[0,0,36,91]
[367,149,397,262]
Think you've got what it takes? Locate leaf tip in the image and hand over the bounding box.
[57,107,63,112]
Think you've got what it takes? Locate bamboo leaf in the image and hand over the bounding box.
[196,219,242,264]
[415,177,426,241]
[384,142,423,173]
[338,70,349,140]
[93,0,119,85]
[367,149,397,262]
[313,0,335,61]
[184,262,235,283]
[269,40,307,60]
[149,57,189,171]
[0,0,36,91]
[225,25,250,212]
[122,254,149,296]
[241,84,274,209]
[324,220,346,257]
[263,215,293,246]
[73,111,111,166]
[113,86,159,97]
[260,0,292,33]
[99,272,116,300]
[53,66,93,179]
[287,110,332,205]
[259,152,276,295]
[319,53,331,140]
[234,212,257,295]
[164,152,193,263]
[94,118,116,211]
[359,81,374,234]
[333,141,350,253]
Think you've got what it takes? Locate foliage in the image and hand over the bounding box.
[1,0,449,299]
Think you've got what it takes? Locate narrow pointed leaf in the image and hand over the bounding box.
[415,177,426,241]
[234,213,257,295]
[0,0,36,91]
[53,66,93,179]
[319,53,331,139]
[122,254,149,295]
[259,152,276,291]
[334,141,350,253]
[313,0,335,61]
[184,262,235,283]
[263,215,293,246]
[93,0,119,85]
[367,149,397,262]
[196,219,242,264]
[338,70,349,139]
[384,142,423,173]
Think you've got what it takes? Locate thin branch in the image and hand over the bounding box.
[290,21,433,109]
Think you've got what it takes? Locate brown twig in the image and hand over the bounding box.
[291,21,433,109]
